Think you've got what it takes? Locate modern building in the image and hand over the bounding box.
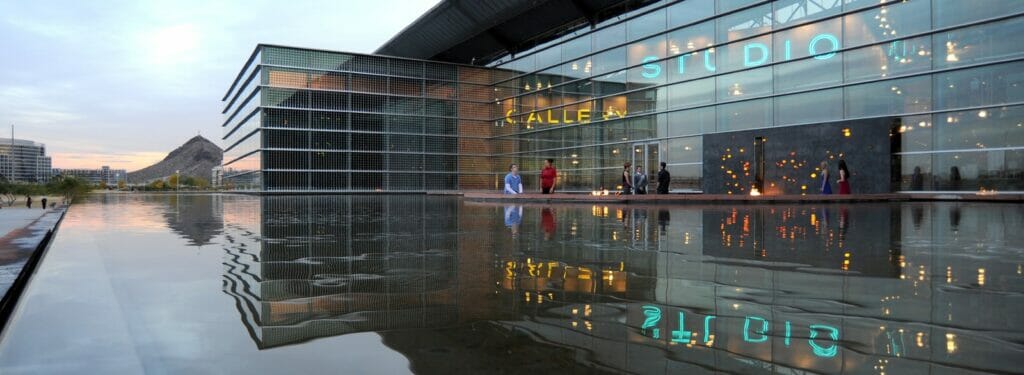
[222,0,1024,194]
[0,138,52,183]
[53,166,127,186]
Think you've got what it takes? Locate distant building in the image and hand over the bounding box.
[211,166,223,188]
[54,166,127,186]
[0,138,52,183]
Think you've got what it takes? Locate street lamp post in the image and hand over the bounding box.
[175,170,179,192]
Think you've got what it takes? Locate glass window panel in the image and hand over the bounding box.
[895,153,932,190]
[718,0,761,14]
[666,163,703,191]
[668,20,716,58]
[774,52,842,93]
[718,97,772,131]
[773,0,842,27]
[665,136,703,163]
[594,23,627,51]
[628,8,666,40]
[845,75,931,118]
[934,17,1024,69]
[667,77,716,109]
[932,150,1024,191]
[933,60,1024,110]
[717,67,771,101]
[843,0,931,48]
[844,35,931,83]
[717,3,772,43]
[669,48,717,82]
[627,35,668,66]
[717,35,770,73]
[774,88,843,126]
[843,0,900,12]
[535,47,561,71]
[667,107,716,137]
[668,0,715,28]
[933,0,1024,28]
[591,47,626,77]
[562,36,591,62]
[935,105,1024,151]
[895,115,932,152]
[772,17,841,62]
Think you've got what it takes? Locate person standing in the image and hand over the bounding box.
[540,159,557,194]
[504,164,523,195]
[819,161,832,195]
[25,195,32,209]
[41,197,47,209]
[633,166,649,195]
[657,162,671,194]
[621,162,633,195]
[837,160,851,195]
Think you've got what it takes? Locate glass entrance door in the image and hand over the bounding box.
[631,142,661,192]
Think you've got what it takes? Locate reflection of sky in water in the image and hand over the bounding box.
[0,194,1022,374]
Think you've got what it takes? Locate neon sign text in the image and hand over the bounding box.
[639,305,841,358]
[640,33,840,79]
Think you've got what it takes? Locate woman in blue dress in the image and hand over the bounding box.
[819,161,832,194]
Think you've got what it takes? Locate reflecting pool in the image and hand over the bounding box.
[0,194,1021,374]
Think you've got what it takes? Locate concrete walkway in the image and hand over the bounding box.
[0,206,66,298]
[463,192,1024,204]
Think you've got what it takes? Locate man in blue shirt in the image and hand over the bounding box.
[504,164,523,194]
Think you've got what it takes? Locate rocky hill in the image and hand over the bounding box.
[128,136,222,183]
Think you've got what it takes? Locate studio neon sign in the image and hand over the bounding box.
[640,33,840,79]
[640,305,841,358]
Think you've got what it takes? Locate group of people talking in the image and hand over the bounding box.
[503,159,673,195]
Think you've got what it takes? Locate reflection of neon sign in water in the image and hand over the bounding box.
[641,33,840,79]
[638,306,841,358]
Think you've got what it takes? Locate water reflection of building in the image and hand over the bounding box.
[221,198,1023,373]
[220,196,467,349]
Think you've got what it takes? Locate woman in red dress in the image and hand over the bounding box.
[837,160,851,195]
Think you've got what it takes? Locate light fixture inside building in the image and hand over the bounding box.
[978,109,988,118]
[946,41,959,62]
[686,41,695,49]
[731,83,743,96]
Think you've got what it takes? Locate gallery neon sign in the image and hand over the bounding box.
[640,305,841,358]
[504,107,627,126]
[641,33,840,79]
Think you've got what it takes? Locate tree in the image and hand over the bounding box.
[117,180,127,190]
[168,174,180,189]
[148,180,166,190]
[193,177,210,190]
[48,177,91,203]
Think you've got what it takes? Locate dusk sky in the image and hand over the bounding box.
[0,0,440,170]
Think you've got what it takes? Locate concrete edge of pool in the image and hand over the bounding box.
[459,192,1024,204]
[0,207,68,336]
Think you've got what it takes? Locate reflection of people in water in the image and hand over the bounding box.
[541,208,556,240]
[949,166,962,191]
[657,210,670,235]
[504,205,523,237]
[949,205,961,231]
[838,207,849,242]
[912,205,924,230]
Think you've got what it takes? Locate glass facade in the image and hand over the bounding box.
[489,0,1024,192]
[222,46,497,192]
[0,138,52,183]
[225,0,1024,193]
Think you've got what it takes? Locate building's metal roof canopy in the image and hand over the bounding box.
[376,0,653,65]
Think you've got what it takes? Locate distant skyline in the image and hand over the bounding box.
[0,0,440,171]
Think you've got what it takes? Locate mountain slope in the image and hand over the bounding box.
[128,136,223,183]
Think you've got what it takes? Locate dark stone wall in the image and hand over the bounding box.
[702,119,894,195]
